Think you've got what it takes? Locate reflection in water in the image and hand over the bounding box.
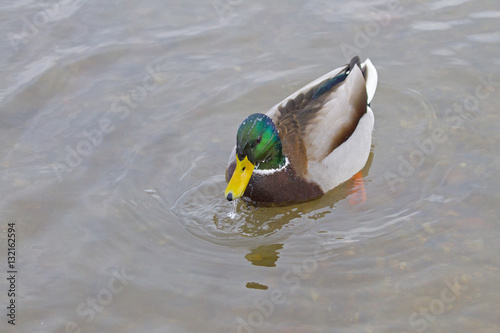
[172,151,376,295]
[245,243,283,267]
[244,244,282,290]
[245,282,269,290]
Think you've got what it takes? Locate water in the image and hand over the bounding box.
[1,0,500,332]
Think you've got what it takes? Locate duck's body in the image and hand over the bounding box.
[225,56,378,205]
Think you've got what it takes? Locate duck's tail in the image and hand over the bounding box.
[361,58,378,105]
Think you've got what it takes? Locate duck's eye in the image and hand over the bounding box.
[256,136,262,144]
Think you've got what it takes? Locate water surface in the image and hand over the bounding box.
[1,0,500,332]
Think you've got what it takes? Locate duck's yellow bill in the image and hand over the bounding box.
[225,155,255,201]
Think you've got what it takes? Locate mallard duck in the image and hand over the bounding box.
[225,56,378,205]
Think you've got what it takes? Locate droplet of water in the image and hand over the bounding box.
[227,199,238,219]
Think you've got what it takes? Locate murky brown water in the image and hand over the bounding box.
[1,0,500,332]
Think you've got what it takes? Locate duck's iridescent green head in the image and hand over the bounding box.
[236,113,285,169]
[225,113,286,201]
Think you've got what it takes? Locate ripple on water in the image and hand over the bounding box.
[170,160,388,250]
[171,175,318,247]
